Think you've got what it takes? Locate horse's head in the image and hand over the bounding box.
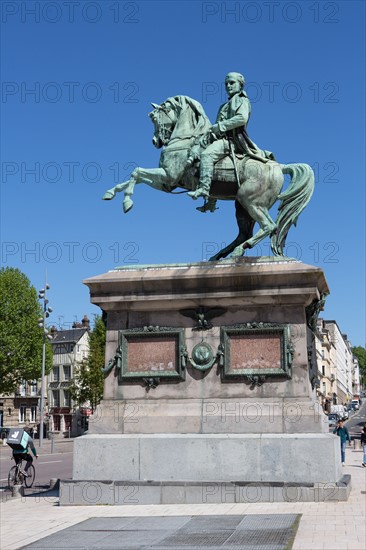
[149,96,211,148]
[149,101,178,148]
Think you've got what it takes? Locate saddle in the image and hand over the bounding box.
[214,153,246,182]
[190,153,247,183]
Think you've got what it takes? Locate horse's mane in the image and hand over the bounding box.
[165,96,211,140]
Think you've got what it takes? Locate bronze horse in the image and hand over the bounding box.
[103,95,314,260]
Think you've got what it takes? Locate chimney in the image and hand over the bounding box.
[82,315,90,330]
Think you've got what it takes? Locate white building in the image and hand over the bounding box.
[323,320,353,405]
[352,356,361,396]
[315,319,335,411]
[47,317,90,437]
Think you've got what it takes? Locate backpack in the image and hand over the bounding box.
[7,428,28,451]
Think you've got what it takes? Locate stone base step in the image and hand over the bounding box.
[59,476,351,505]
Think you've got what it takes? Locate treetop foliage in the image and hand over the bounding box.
[0,267,53,395]
[69,315,105,411]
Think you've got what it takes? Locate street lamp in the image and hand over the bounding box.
[38,283,53,449]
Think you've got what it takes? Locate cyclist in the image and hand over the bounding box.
[12,427,38,476]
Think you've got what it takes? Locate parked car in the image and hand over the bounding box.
[328,413,341,428]
[331,404,348,420]
[351,400,360,410]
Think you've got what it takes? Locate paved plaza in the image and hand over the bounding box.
[1,445,365,550]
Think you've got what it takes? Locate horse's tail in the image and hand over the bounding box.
[271,163,314,256]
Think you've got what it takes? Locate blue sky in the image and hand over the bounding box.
[1,1,365,345]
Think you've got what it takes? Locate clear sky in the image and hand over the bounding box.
[1,0,365,345]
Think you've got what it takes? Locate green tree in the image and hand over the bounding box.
[0,267,53,395]
[70,315,105,412]
[352,346,366,386]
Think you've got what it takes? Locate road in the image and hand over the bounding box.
[0,438,73,495]
[344,400,366,438]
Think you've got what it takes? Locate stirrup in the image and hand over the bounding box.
[196,199,218,213]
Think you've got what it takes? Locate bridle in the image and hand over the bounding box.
[152,104,177,146]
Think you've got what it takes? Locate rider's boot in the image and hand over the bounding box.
[196,198,218,213]
[187,157,213,200]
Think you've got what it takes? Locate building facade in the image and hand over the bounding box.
[48,318,90,437]
[315,320,336,411]
[1,316,91,439]
[316,319,357,410]
[0,380,40,436]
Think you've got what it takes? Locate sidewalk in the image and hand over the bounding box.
[1,446,365,550]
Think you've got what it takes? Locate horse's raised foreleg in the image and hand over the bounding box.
[120,167,174,213]
[103,167,173,213]
[103,179,132,200]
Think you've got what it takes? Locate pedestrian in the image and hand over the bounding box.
[333,419,351,465]
[361,425,366,468]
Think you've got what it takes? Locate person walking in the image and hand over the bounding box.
[333,419,351,465]
[361,425,366,467]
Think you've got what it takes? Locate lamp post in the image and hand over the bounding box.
[38,283,53,449]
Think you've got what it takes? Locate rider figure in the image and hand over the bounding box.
[188,72,274,201]
[12,427,38,476]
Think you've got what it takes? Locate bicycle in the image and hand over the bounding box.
[8,457,36,489]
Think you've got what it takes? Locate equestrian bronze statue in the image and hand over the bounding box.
[103,72,314,261]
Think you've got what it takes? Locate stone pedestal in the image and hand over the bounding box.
[60,258,349,504]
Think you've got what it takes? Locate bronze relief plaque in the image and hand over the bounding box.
[220,323,293,382]
[119,327,186,382]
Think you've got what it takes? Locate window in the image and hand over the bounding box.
[52,391,60,407]
[52,367,60,382]
[19,404,27,422]
[19,382,26,396]
[31,405,37,423]
[322,365,325,376]
[63,365,71,381]
[64,391,71,408]
[30,381,38,396]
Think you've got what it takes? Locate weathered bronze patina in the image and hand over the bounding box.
[103,72,314,260]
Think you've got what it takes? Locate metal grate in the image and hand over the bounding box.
[23,513,301,550]
[153,530,233,548]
